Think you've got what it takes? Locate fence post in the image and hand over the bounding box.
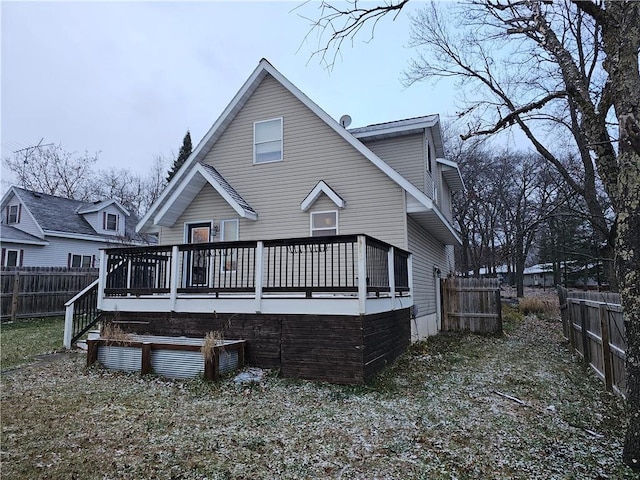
[580,300,590,367]
[10,272,20,321]
[441,278,448,331]
[495,289,503,334]
[599,304,613,392]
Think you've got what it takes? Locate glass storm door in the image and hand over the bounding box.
[187,223,211,287]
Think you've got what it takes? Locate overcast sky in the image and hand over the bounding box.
[2,1,465,189]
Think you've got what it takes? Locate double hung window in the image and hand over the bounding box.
[7,205,19,224]
[254,118,283,164]
[311,211,338,237]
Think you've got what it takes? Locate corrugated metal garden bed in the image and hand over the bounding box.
[86,335,245,381]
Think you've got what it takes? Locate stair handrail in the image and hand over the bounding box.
[63,279,100,349]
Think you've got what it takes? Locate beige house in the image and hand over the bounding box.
[65,59,464,383]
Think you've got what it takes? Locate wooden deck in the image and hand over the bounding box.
[66,234,414,383]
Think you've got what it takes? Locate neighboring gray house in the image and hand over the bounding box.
[0,186,149,268]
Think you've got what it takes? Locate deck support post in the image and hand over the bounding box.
[63,303,74,349]
[388,247,396,310]
[97,250,107,310]
[357,235,367,314]
[255,241,264,313]
[170,245,179,311]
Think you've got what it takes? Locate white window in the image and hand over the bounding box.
[221,219,239,242]
[70,254,93,268]
[311,211,338,237]
[6,205,19,224]
[254,118,283,164]
[105,213,118,231]
[220,219,239,272]
[3,249,20,267]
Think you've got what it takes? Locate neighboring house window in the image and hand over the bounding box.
[104,212,118,231]
[2,248,22,267]
[6,205,20,224]
[254,118,283,164]
[311,211,338,237]
[69,254,93,268]
[220,219,239,272]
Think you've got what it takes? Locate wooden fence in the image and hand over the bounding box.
[441,277,502,334]
[557,286,626,397]
[1,267,99,321]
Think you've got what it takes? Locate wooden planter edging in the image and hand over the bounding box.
[87,337,245,381]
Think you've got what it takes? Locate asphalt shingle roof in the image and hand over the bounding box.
[0,224,47,244]
[199,163,257,216]
[348,114,439,135]
[11,187,144,241]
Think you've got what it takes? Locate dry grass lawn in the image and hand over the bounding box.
[1,307,635,479]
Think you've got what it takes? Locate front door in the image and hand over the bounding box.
[187,223,211,287]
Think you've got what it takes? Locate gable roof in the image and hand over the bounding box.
[301,181,346,211]
[349,115,445,157]
[77,199,130,216]
[0,224,49,246]
[1,186,144,242]
[137,59,460,244]
[153,163,258,227]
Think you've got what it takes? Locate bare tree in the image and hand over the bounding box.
[3,146,169,218]
[3,144,98,200]
[308,0,640,467]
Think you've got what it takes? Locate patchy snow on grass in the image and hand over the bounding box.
[1,310,635,479]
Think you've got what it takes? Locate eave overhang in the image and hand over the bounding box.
[406,193,462,246]
[153,163,257,228]
[301,181,346,211]
[437,158,466,192]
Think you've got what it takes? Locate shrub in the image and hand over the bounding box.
[518,296,558,316]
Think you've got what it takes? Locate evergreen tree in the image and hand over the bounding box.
[166,130,192,182]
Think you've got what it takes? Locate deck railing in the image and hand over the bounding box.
[63,279,100,348]
[96,234,411,314]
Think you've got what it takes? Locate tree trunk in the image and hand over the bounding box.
[619,153,640,469]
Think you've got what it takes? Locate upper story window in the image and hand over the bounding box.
[254,118,283,164]
[104,212,118,231]
[311,211,338,237]
[6,205,19,224]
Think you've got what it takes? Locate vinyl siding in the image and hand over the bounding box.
[438,169,454,223]
[14,236,105,267]
[361,134,425,192]
[83,205,126,236]
[407,216,452,316]
[160,185,243,245]
[161,75,407,249]
[1,193,42,238]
